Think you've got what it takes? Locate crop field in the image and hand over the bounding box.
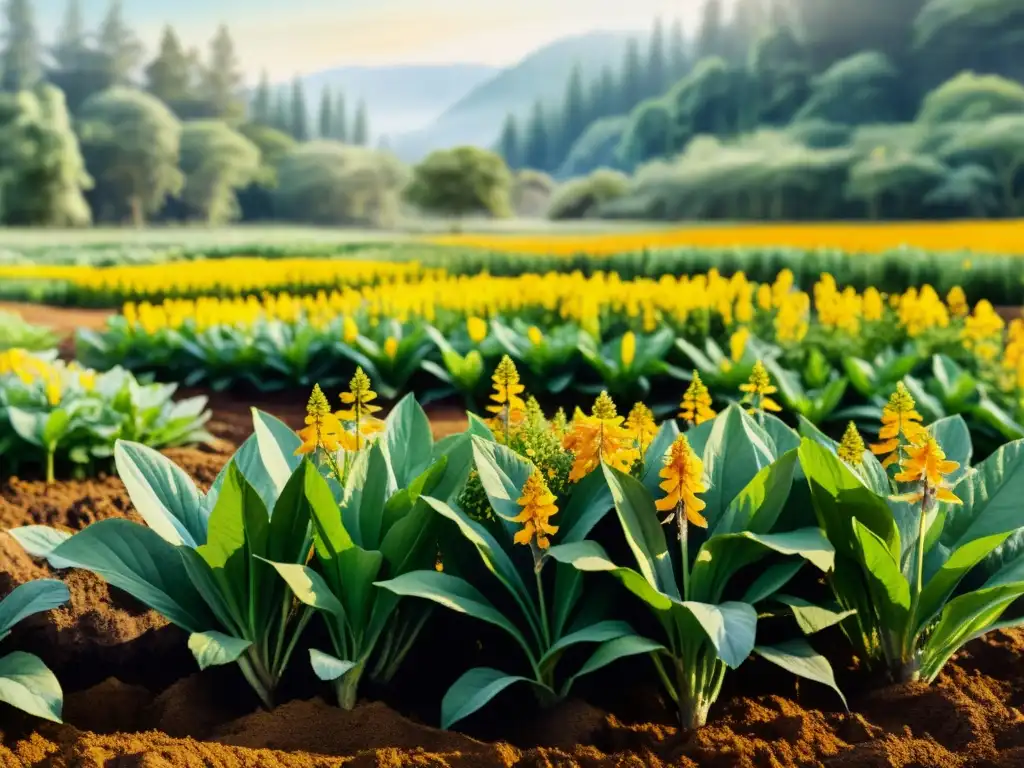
[4,230,1024,766]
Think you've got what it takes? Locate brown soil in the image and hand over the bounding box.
[3,394,1024,767]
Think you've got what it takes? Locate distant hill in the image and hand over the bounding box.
[390,31,639,161]
[298,64,499,142]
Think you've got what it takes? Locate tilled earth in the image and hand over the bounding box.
[2,397,1024,767]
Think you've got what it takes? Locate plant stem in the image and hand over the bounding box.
[334,663,364,710]
[45,449,54,485]
[237,653,274,710]
[534,562,552,648]
[903,484,931,681]
[678,502,690,601]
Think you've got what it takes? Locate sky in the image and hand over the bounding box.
[34,0,711,79]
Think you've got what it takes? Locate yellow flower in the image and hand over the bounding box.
[563,392,638,482]
[512,470,559,550]
[740,361,782,414]
[384,336,399,359]
[679,371,716,425]
[295,384,345,455]
[863,288,884,322]
[870,382,927,469]
[486,355,527,435]
[467,316,488,344]
[625,402,657,457]
[621,331,636,368]
[343,316,359,344]
[837,422,865,466]
[729,327,750,364]
[756,284,773,311]
[45,377,61,407]
[946,286,968,319]
[527,326,543,346]
[655,435,708,528]
[893,436,962,507]
[337,367,384,450]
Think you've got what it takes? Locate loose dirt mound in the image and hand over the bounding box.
[3,398,1024,767]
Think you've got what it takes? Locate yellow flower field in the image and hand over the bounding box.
[425,220,1024,256]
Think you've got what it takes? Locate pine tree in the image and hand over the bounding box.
[251,70,272,125]
[619,38,644,113]
[560,64,587,161]
[352,100,368,145]
[598,66,617,117]
[97,0,142,85]
[696,0,725,62]
[145,26,191,104]
[333,91,348,141]
[318,86,333,138]
[1,0,41,92]
[728,0,768,64]
[669,18,688,81]
[202,24,243,118]
[499,113,520,169]
[272,86,291,135]
[290,77,308,140]
[523,100,549,170]
[648,17,667,97]
[52,0,86,71]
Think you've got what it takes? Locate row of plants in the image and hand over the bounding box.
[0,311,58,353]
[7,362,1024,732]
[0,348,213,482]
[3,243,1024,307]
[74,270,1024,456]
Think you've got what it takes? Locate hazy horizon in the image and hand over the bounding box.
[33,0,717,79]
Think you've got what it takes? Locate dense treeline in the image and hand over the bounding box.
[493,0,1024,222]
[0,0,391,227]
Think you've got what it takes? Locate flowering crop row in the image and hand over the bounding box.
[75,269,1024,452]
[11,363,1024,732]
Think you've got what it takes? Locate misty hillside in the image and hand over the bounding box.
[389,30,639,161]
[299,64,499,141]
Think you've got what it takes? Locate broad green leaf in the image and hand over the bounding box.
[431,433,474,504]
[7,408,44,447]
[682,601,757,668]
[337,547,385,632]
[114,440,206,547]
[852,519,910,635]
[231,431,285,513]
[842,357,876,397]
[351,442,390,550]
[714,450,798,536]
[309,649,357,682]
[262,561,346,619]
[941,440,1024,552]
[927,416,971,486]
[6,527,72,570]
[375,570,532,654]
[640,421,680,495]
[773,595,856,634]
[266,461,314,566]
[562,634,665,696]
[0,580,69,639]
[385,394,434,488]
[251,408,303,499]
[973,395,1024,441]
[538,620,633,669]
[42,409,71,448]
[701,406,776,526]
[558,466,614,544]
[466,413,495,440]
[601,464,679,599]
[546,541,675,612]
[761,413,800,456]
[754,640,847,709]
[441,667,541,729]
[188,631,252,670]
[46,519,214,633]
[0,651,63,722]
[471,436,534,527]
[741,560,804,605]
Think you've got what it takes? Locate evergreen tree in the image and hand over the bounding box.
[648,17,667,97]
[145,26,191,104]
[352,99,368,145]
[318,86,333,138]
[728,0,768,64]
[560,64,587,161]
[97,0,142,86]
[52,0,86,71]
[669,18,688,81]
[202,24,243,119]
[696,0,725,62]
[290,77,308,140]
[251,70,272,125]
[523,100,549,170]
[598,66,617,117]
[1,0,41,92]
[272,86,291,135]
[499,113,520,168]
[333,90,348,141]
[619,38,645,114]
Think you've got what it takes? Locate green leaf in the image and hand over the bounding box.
[6,527,72,569]
[46,519,215,633]
[309,648,357,682]
[714,450,798,536]
[640,420,680,495]
[601,463,678,599]
[261,560,346,619]
[538,620,633,669]
[385,394,434,488]
[375,570,532,655]
[42,409,71,449]
[562,634,665,696]
[114,440,207,548]
[842,357,876,397]
[754,640,847,710]
[773,595,856,634]
[941,440,1024,552]
[927,416,972,486]
[558,465,614,544]
[266,461,314,566]
[741,560,804,605]
[441,667,541,729]
[701,406,776,526]
[471,436,534,527]
[852,519,910,636]
[682,601,757,668]
[0,580,69,639]
[0,651,63,722]
[761,413,800,457]
[547,541,675,612]
[336,547,385,632]
[345,442,389,550]
[466,413,495,440]
[251,408,303,498]
[188,631,252,670]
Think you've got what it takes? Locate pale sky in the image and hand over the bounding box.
[34,0,710,79]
